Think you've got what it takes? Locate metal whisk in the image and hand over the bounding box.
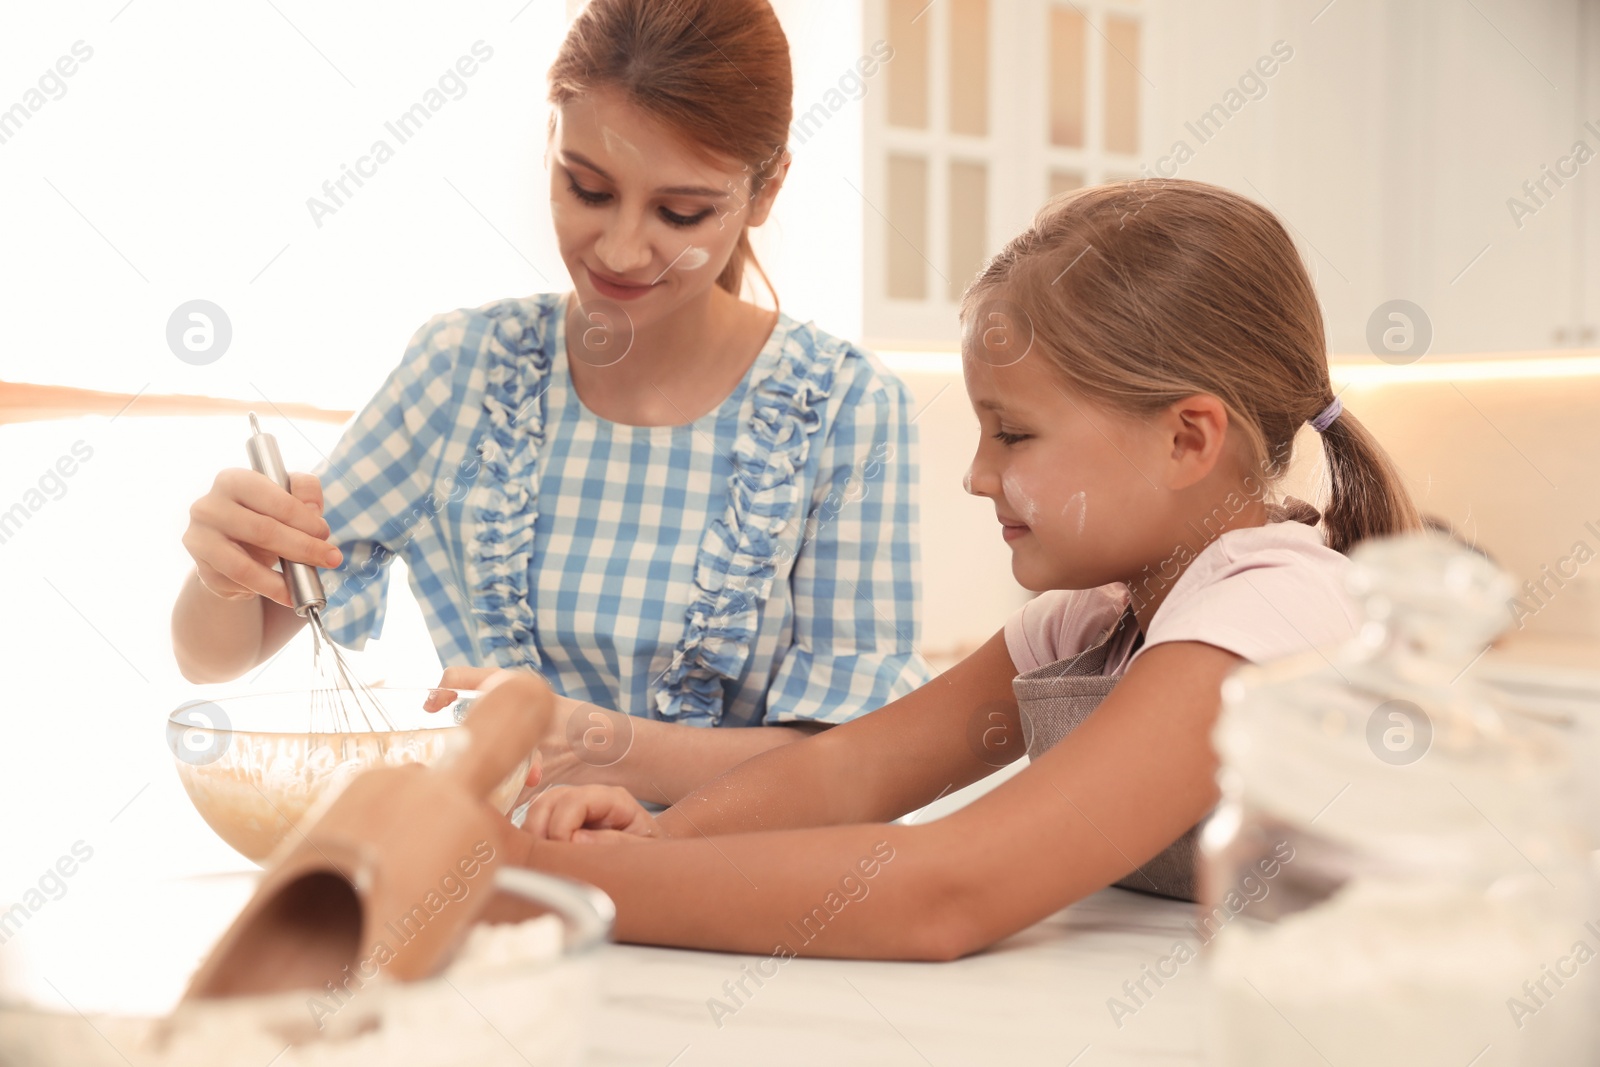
[245,412,394,735]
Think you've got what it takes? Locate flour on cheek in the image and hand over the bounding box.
[1062,490,1088,536]
[673,245,711,271]
[1001,471,1041,525]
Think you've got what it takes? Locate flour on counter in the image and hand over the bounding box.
[1,914,585,1067]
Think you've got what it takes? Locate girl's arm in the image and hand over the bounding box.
[507,639,1239,961]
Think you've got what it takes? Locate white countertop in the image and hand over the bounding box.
[583,888,1206,1066]
[0,870,1206,1066]
[0,669,1211,1067]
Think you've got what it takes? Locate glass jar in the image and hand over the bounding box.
[1200,534,1596,1066]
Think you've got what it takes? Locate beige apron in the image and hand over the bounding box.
[1010,503,1322,901]
[1011,606,1203,902]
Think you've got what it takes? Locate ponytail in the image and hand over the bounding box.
[1316,406,1421,553]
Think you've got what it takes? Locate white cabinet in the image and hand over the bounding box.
[1370,0,1594,353]
[857,0,1152,349]
[1582,0,1600,348]
[1141,0,1594,355]
[829,0,1596,355]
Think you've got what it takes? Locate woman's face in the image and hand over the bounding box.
[548,88,779,330]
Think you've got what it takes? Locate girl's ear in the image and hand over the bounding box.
[1161,393,1230,491]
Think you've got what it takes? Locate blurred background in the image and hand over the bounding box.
[0,0,1596,894]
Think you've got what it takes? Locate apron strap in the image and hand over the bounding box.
[1008,602,1201,902]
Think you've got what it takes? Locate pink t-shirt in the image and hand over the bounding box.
[1004,521,1360,675]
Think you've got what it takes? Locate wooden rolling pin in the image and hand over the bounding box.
[181,669,552,1001]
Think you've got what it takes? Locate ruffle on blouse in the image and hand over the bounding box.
[469,297,555,671]
[653,326,846,726]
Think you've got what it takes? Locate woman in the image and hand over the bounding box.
[170,0,930,803]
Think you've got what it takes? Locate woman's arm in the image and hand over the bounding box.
[442,627,1015,807]
[516,628,1021,837]
[654,628,1024,836]
[431,668,834,804]
[172,568,308,682]
[509,639,1238,961]
[173,468,334,683]
[553,713,827,805]
[176,310,467,682]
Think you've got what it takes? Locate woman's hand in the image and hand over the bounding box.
[427,668,634,793]
[182,468,341,608]
[521,784,661,844]
[424,666,500,712]
[427,667,594,802]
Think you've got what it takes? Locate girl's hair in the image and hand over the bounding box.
[547,0,791,305]
[961,179,1420,554]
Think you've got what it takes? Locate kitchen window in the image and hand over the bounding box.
[863,0,1149,348]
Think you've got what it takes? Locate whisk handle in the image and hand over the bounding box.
[244,412,327,617]
[438,671,552,798]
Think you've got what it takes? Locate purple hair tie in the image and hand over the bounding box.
[1309,396,1343,433]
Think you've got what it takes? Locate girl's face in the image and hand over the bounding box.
[547,89,780,329]
[961,313,1169,593]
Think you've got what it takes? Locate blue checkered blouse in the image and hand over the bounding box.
[312,293,932,728]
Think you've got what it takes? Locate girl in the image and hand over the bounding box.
[495,179,1422,959]
[169,0,931,805]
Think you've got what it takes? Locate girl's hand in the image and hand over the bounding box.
[182,468,341,608]
[520,784,661,844]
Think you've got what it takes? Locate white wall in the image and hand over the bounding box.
[0,0,570,410]
[760,0,870,341]
[888,356,1032,660]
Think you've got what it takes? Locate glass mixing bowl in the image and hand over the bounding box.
[166,688,532,863]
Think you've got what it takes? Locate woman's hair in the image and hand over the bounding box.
[547,0,792,304]
[961,179,1420,554]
